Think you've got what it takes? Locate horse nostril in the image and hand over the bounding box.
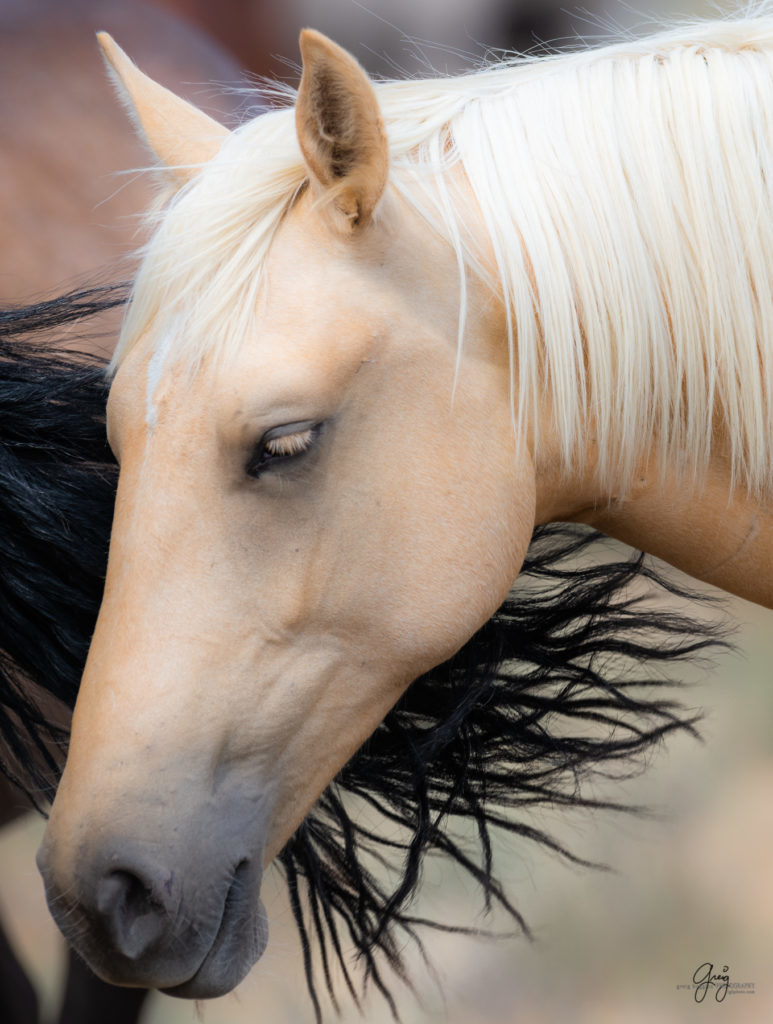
[94,868,169,961]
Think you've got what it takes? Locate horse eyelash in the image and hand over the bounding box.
[248,422,322,478]
[264,428,316,459]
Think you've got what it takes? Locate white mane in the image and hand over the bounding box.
[117,4,773,495]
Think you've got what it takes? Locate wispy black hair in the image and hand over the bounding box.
[0,285,723,1017]
[279,529,721,1018]
[0,285,124,806]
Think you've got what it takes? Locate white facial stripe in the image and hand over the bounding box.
[145,328,177,432]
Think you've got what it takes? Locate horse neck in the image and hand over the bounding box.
[569,450,773,608]
[529,408,773,608]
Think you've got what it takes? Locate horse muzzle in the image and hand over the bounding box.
[36,786,271,997]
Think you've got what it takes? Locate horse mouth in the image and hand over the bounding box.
[163,860,268,999]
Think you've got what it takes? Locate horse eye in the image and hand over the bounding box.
[247,422,322,479]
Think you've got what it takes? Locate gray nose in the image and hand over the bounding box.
[36,836,189,987]
[94,863,174,961]
[37,778,272,995]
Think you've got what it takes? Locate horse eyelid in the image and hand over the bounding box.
[265,427,316,457]
[246,421,322,478]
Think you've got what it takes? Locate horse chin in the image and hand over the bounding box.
[163,877,269,1000]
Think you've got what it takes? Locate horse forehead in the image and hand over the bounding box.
[114,337,367,464]
[263,229,384,311]
[108,341,214,457]
[264,193,444,309]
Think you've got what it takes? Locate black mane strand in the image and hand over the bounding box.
[279,527,723,1018]
[0,286,725,1015]
[0,285,124,805]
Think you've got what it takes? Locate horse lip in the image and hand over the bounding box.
[162,859,268,999]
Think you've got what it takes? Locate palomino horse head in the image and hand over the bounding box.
[37,32,537,997]
[37,16,773,1001]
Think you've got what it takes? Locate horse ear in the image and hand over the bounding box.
[296,30,388,231]
[96,32,229,185]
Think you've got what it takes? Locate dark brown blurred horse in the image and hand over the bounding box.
[0,0,243,317]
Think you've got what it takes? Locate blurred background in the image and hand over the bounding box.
[1,1,772,1022]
